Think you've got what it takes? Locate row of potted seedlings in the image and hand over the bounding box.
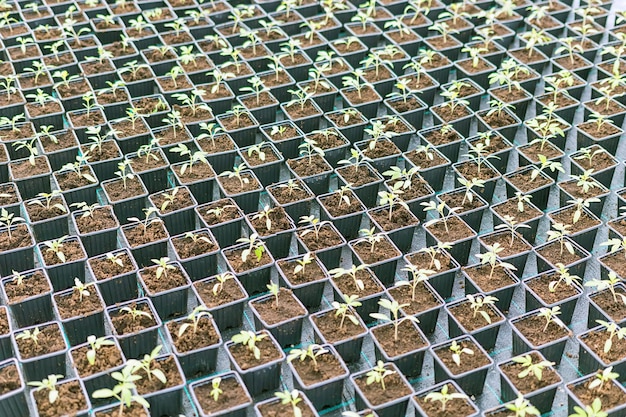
[0,0,623,416]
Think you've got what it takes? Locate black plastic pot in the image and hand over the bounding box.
[105,297,162,360]
[190,371,252,417]
[1,269,53,328]
[510,309,571,365]
[350,361,413,417]
[249,288,307,348]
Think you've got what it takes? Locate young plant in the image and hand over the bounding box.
[127,207,162,237]
[274,390,303,417]
[505,394,541,417]
[28,374,64,404]
[219,163,250,190]
[538,306,563,332]
[596,320,626,354]
[449,340,473,367]
[422,200,459,233]
[397,264,435,302]
[298,138,324,165]
[466,294,498,325]
[86,335,115,366]
[231,330,267,360]
[177,305,213,338]
[548,263,582,293]
[236,233,265,263]
[92,363,150,415]
[43,235,69,263]
[475,243,517,280]
[287,343,329,371]
[329,264,368,293]
[424,383,468,412]
[512,354,555,381]
[211,272,235,296]
[589,367,619,391]
[546,222,575,256]
[0,207,24,240]
[15,327,40,345]
[494,215,531,247]
[370,298,419,341]
[570,397,607,417]
[585,272,626,304]
[127,345,166,384]
[298,215,327,242]
[365,361,395,391]
[331,294,362,331]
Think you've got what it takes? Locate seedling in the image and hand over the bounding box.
[512,354,555,381]
[570,397,607,417]
[466,294,498,325]
[15,327,40,345]
[397,265,435,302]
[209,377,222,402]
[585,272,626,304]
[370,298,419,341]
[505,394,541,417]
[0,208,24,240]
[127,207,162,237]
[72,277,91,302]
[378,185,409,222]
[293,253,313,275]
[331,294,362,331]
[589,367,619,390]
[219,163,250,190]
[424,383,468,412]
[334,184,353,208]
[28,374,64,404]
[546,222,575,256]
[538,306,562,332]
[355,227,383,254]
[366,361,395,391]
[548,263,582,293]
[457,177,485,206]
[231,330,267,360]
[86,335,115,366]
[13,139,38,166]
[247,141,266,163]
[43,235,69,264]
[476,243,517,279]
[236,233,265,263]
[114,161,135,190]
[93,362,150,416]
[422,200,459,233]
[568,197,600,225]
[59,154,97,184]
[449,340,473,366]
[211,272,235,296]
[287,344,328,371]
[127,345,166,384]
[329,264,368,293]
[417,242,454,271]
[177,305,213,338]
[151,257,175,280]
[274,390,303,417]
[596,320,626,354]
[298,215,326,241]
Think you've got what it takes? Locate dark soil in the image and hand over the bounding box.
[332,269,383,299]
[277,257,326,286]
[455,160,499,182]
[26,197,67,222]
[536,240,584,268]
[342,85,379,105]
[123,221,168,247]
[0,224,31,251]
[299,223,344,251]
[257,398,317,417]
[506,168,551,192]
[582,329,626,364]
[432,103,471,122]
[224,246,272,273]
[149,187,195,214]
[198,199,242,226]
[103,177,146,202]
[492,198,542,224]
[600,251,626,281]
[248,206,293,236]
[171,232,216,259]
[479,232,531,257]
[268,181,312,205]
[0,363,21,395]
[464,264,516,293]
[351,236,401,264]
[369,205,419,231]
[353,367,412,406]
[570,377,626,411]
[134,355,184,394]
[251,288,306,325]
[4,270,50,303]
[319,190,363,217]
[405,251,456,274]
[89,251,135,280]
[287,154,331,177]
[42,239,85,266]
[362,139,401,160]
[218,172,261,194]
[550,206,600,234]
[425,216,475,243]
[405,148,450,169]
[10,156,50,177]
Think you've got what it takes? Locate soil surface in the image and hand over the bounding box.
[72,343,124,377]
[15,322,65,359]
[194,277,246,309]
[110,302,157,335]
[167,317,220,353]
[500,351,560,394]
[251,288,307,326]
[4,270,50,303]
[372,319,428,357]
[514,314,571,346]
[54,285,103,320]
[570,377,626,411]
[415,383,477,417]
[434,339,491,375]
[228,334,282,370]
[388,283,442,316]
[33,379,88,417]
[353,367,412,406]
[194,377,250,415]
